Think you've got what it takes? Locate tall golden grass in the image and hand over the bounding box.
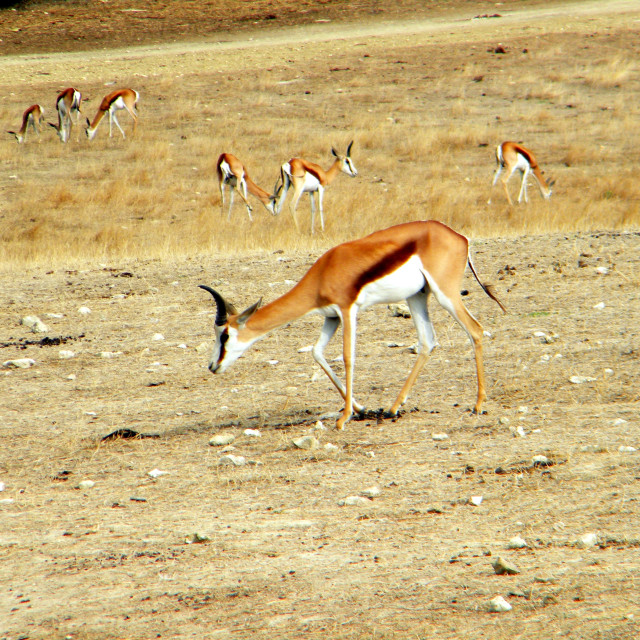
[0,6,638,268]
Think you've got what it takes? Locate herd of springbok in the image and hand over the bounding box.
[9,86,557,428]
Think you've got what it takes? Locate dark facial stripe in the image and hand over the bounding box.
[218,329,229,364]
[354,241,417,293]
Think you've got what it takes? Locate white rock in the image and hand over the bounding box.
[185,532,210,544]
[432,433,449,441]
[209,434,235,446]
[570,375,596,384]
[517,406,528,414]
[66,374,77,380]
[177,343,187,349]
[244,429,261,437]
[388,303,411,318]
[152,333,165,341]
[595,266,609,275]
[195,342,209,354]
[297,345,313,353]
[0,481,5,491]
[292,436,319,450]
[323,443,339,452]
[618,445,637,453]
[516,426,527,438]
[483,330,492,338]
[470,495,483,506]
[0,498,15,505]
[78,306,91,315]
[59,350,75,359]
[148,468,169,478]
[100,351,122,358]
[604,368,614,376]
[532,455,550,465]
[3,358,36,369]
[218,454,246,466]
[489,596,512,612]
[613,418,628,426]
[361,486,381,498]
[45,313,64,319]
[507,536,528,549]
[593,302,605,309]
[499,417,510,425]
[314,420,326,431]
[339,495,371,506]
[77,480,95,490]
[577,532,599,547]
[267,359,279,365]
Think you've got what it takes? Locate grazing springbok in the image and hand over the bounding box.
[490,141,554,205]
[274,141,357,233]
[49,88,82,143]
[85,88,139,140]
[199,220,506,430]
[216,153,277,220]
[8,104,45,143]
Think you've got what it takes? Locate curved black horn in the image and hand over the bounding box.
[199,285,232,326]
[346,140,354,156]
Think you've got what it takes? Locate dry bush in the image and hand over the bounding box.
[583,55,636,88]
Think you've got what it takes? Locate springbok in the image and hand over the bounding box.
[490,141,554,205]
[85,88,139,140]
[8,104,45,143]
[199,220,506,430]
[274,141,357,233]
[49,88,82,143]
[216,153,277,220]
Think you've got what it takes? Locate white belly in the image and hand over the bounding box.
[355,254,425,310]
[302,173,321,192]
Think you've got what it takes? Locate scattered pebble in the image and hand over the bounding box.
[314,420,326,431]
[152,333,165,341]
[570,375,596,384]
[3,358,36,369]
[195,343,209,354]
[297,345,313,353]
[66,374,77,381]
[185,532,210,544]
[267,359,279,365]
[593,302,605,309]
[323,443,339,452]
[492,556,520,575]
[77,480,95,490]
[595,266,609,275]
[338,495,370,506]
[59,350,75,359]
[618,445,636,453]
[515,426,526,438]
[489,596,512,612]
[209,434,235,446]
[293,436,319,450]
[612,418,628,426]
[469,496,483,506]
[507,536,528,549]
[78,306,91,315]
[148,469,169,478]
[21,315,48,333]
[361,486,381,498]
[244,429,261,437]
[388,303,411,318]
[0,481,5,492]
[218,454,246,466]
[100,351,122,359]
[432,433,449,441]
[577,532,599,547]
[532,454,550,465]
[0,498,15,505]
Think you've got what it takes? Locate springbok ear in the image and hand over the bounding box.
[548,178,556,187]
[48,123,57,129]
[331,147,339,158]
[346,140,354,156]
[237,298,262,329]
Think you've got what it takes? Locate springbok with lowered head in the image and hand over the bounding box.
[199,220,506,430]
[490,141,554,205]
[8,104,45,144]
[49,88,82,143]
[85,88,139,140]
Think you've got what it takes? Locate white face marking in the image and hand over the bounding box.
[209,325,254,374]
[355,255,426,310]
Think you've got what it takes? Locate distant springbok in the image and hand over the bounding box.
[216,153,277,220]
[49,88,82,143]
[8,104,45,143]
[274,141,357,233]
[490,141,554,205]
[85,88,139,140]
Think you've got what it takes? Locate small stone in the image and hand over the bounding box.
[516,426,526,437]
[532,454,550,465]
[195,342,209,354]
[570,375,596,384]
[185,532,210,544]
[152,333,165,341]
[595,266,609,275]
[361,486,381,498]
[488,595,512,612]
[499,417,510,425]
[618,445,636,453]
[517,406,528,414]
[293,436,319,450]
[78,306,91,315]
[244,429,261,437]
[612,418,628,426]
[323,443,339,452]
[267,359,279,365]
[470,496,483,506]
[3,358,36,369]
[507,536,528,549]
[339,495,371,506]
[577,532,599,547]
[0,482,4,491]
[148,469,169,478]
[593,302,605,309]
[0,498,15,505]
[218,454,246,466]
[432,433,449,441]
[388,303,411,318]
[100,351,122,358]
[297,345,313,353]
[209,434,235,446]
[492,557,520,575]
[66,374,77,381]
[314,420,326,431]
[77,480,95,490]
[59,350,75,359]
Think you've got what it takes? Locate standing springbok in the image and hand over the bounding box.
[199,220,506,430]
[49,88,82,143]
[85,88,139,140]
[274,141,357,234]
[490,141,554,205]
[216,153,277,220]
[8,104,45,143]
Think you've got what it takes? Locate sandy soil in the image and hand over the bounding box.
[1,2,639,639]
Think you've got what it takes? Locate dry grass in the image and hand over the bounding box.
[0,2,638,268]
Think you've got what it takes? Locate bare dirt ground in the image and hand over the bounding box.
[1,2,640,639]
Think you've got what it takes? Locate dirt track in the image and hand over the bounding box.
[1,1,640,639]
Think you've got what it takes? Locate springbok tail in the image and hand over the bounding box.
[467,254,507,313]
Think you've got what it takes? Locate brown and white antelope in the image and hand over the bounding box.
[49,88,82,143]
[216,153,277,220]
[274,141,357,234]
[85,88,139,140]
[8,104,45,143]
[199,220,506,430]
[490,141,554,205]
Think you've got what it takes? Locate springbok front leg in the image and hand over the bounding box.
[336,306,358,430]
[313,316,364,414]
